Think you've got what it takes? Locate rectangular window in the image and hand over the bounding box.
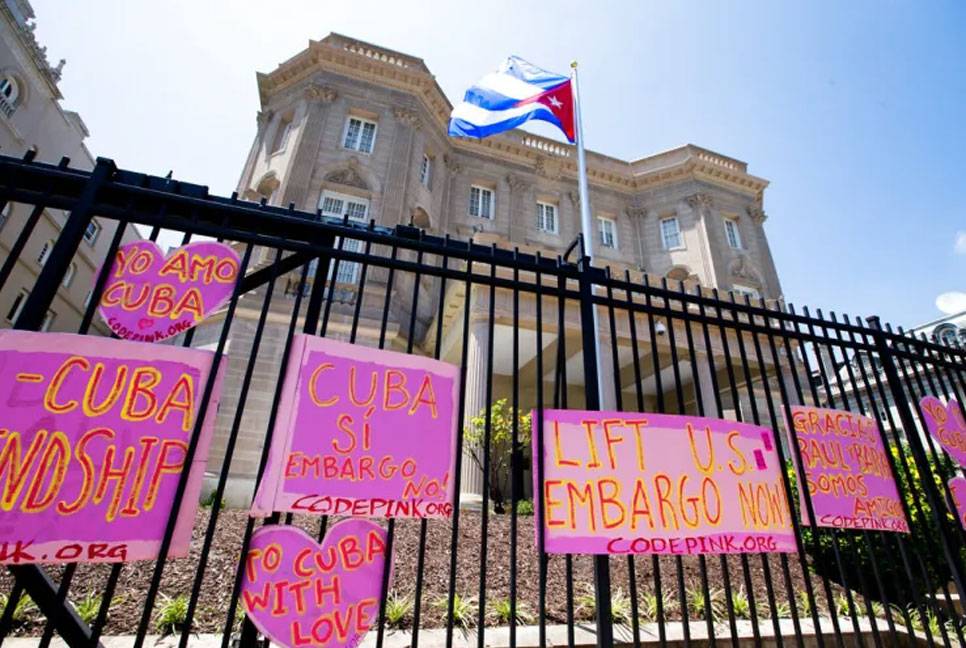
[319,191,369,285]
[6,288,28,323]
[343,117,377,154]
[724,218,742,249]
[469,186,493,219]
[419,155,431,187]
[598,217,617,248]
[40,310,55,332]
[83,221,101,245]
[660,217,682,250]
[536,202,558,234]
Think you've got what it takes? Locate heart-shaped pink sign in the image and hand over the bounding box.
[921,396,966,467]
[97,240,240,343]
[241,521,390,648]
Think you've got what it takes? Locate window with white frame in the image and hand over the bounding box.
[598,217,617,248]
[271,114,293,154]
[6,288,27,323]
[469,185,493,219]
[83,221,101,245]
[0,75,18,117]
[319,190,370,285]
[660,217,682,250]
[536,202,558,234]
[62,262,76,288]
[40,310,55,332]
[724,217,742,249]
[343,117,377,154]
[731,283,760,300]
[37,239,53,265]
[419,155,432,187]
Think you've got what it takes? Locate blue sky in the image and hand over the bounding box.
[31,0,965,328]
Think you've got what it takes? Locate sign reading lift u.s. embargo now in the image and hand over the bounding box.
[0,331,225,563]
[253,335,459,519]
[533,409,795,555]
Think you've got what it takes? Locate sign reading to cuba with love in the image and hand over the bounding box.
[252,335,459,519]
[533,410,795,555]
[920,397,966,467]
[98,240,240,343]
[948,477,966,530]
[0,331,225,564]
[241,521,389,648]
[787,406,908,533]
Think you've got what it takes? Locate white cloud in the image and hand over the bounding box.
[956,230,966,255]
[936,291,966,315]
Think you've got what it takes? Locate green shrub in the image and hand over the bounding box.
[490,598,534,625]
[156,594,189,635]
[640,592,675,623]
[515,499,534,516]
[432,594,477,631]
[576,586,633,624]
[686,586,725,621]
[730,589,751,620]
[0,592,37,626]
[384,591,413,629]
[464,400,532,513]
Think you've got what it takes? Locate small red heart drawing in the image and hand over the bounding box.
[97,240,240,342]
[241,521,391,648]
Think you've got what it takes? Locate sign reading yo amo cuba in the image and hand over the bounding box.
[253,335,459,519]
[0,331,225,563]
[98,240,240,343]
[533,410,795,555]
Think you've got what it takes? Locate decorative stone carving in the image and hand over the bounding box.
[626,206,648,220]
[685,193,714,212]
[505,173,530,192]
[256,110,273,126]
[746,205,767,225]
[324,159,369,190]
[534,155,562,180]
[443,154,462,175]
[392,106,420,129]
[568,190,580,210]
[303,83,338,103]
[729,254,761,284]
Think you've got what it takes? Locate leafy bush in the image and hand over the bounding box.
[640,592,675,623]
[156,594,189,635]
[490,598,534,625]
[686,586,725,621]
[384,591,413,629]
[515,499,534,516]
[464,399,532,513]
[73,593,102,625]
[730,589,751,620]
[0,592,37,626]
[432,594,477,631]
[576,585,633,624]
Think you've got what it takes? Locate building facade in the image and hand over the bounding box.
[0,0,139,335]
[200,34,786,505]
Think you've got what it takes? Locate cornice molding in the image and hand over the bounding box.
[746,205,767,225]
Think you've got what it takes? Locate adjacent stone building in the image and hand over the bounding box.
[202,34,786,504]
[0,0,139,335]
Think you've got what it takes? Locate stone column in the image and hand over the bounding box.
[686,193,720,286]
[461,303,490,499]
[695,353,718,415]
[280,84,338,209]
[505,173,530,243]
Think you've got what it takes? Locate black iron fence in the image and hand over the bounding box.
[0,151,964,647]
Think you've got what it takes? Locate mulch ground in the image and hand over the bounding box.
[1,508,838,636]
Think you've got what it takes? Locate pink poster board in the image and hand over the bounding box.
[920,397,966,467]
[253,335,459,519]
[532,409,796,555]
[949,477,966,530]
[97,240,240,343]
[241,521,389,648]
[0,330,225,563]
[787,406,908,533]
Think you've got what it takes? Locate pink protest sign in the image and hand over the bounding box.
[533,410,795,555]
[98,240,240,342]
[0,330,225,563]
[788,406,908,533]
[949,477,966,530]
[920,397,966,467]
[253,335,459,519]
[241,521,389,648]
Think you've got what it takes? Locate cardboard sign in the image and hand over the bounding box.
[532,410,795,555]
[920,397,966,467]
[98,240,240,342]
[949,477,966,530]
[0,330,225,563]
[788,406,908,533]
[241,521,389,648]
[253,336,459,519]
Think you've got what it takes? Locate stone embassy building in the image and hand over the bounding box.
[200,34,785,505]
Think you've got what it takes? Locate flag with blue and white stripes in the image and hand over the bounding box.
[448,56,575,143]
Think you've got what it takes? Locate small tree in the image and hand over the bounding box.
[464,399,532,513]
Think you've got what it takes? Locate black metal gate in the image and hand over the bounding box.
[0,151,964,647]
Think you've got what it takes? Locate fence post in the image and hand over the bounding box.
[866,315,966,600]
[4,159,115,648]
[576,254,614,648]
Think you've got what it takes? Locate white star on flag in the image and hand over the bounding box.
[548,95,563,109]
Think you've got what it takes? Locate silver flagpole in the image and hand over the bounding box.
[570,61,607,406]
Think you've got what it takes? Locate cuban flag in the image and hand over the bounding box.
[449,56,575,143]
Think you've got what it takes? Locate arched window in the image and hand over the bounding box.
[0,75,19,117]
